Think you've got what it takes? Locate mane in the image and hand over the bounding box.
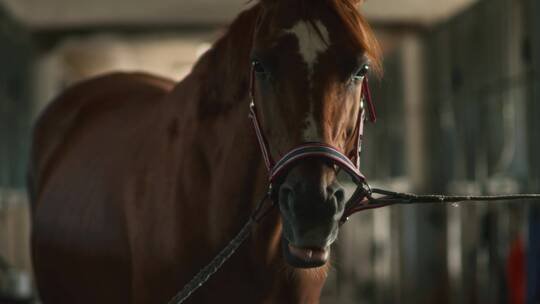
[191,6,261,119]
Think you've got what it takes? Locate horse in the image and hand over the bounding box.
[28,0,382,303]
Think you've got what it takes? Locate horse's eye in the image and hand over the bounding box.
[252,60,266,74]
[353,64,370,81]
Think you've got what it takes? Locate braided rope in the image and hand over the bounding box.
[167,194,272,304]
[370,188,540,205]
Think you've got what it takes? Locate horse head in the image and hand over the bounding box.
[249,0,382,268]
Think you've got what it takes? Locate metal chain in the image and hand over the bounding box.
[167,193,272,304]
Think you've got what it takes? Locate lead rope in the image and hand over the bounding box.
[167,191,274,304]
[369,188,540,205]
[340,185,540,222]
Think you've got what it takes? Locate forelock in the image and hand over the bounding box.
[260,0,382,76]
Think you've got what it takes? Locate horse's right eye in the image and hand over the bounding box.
[353,64,370,81]
[252,60,266,74]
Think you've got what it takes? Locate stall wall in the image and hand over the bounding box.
[425,0,535,303]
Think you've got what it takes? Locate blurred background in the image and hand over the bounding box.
[0,0,538,303]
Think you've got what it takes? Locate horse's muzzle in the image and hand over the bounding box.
[277,170,344,268]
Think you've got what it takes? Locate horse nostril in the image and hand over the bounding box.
[327,185,345,205]
[279,184,295,213]
[334,188,345,204]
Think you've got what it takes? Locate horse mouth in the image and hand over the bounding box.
[281,237,330,268]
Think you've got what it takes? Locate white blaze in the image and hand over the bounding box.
[284,20,331,141]
[285,20,330,77]
[303,111,319,141]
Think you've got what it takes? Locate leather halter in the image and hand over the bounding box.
[248,65,379,222]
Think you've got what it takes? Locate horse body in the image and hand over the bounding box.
[31,0,382,302]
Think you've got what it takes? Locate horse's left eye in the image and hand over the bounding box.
[353,64,370,81]
[252,60,266,74]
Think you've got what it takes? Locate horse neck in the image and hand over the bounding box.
[157,3,270,255]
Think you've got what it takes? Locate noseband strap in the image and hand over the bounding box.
[248,66,377,221]
[269,143,365,183]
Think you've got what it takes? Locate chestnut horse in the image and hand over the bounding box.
[29,0,381,303]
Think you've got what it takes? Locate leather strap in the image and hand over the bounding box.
[248,66,274,170]
[269,143,365,183]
